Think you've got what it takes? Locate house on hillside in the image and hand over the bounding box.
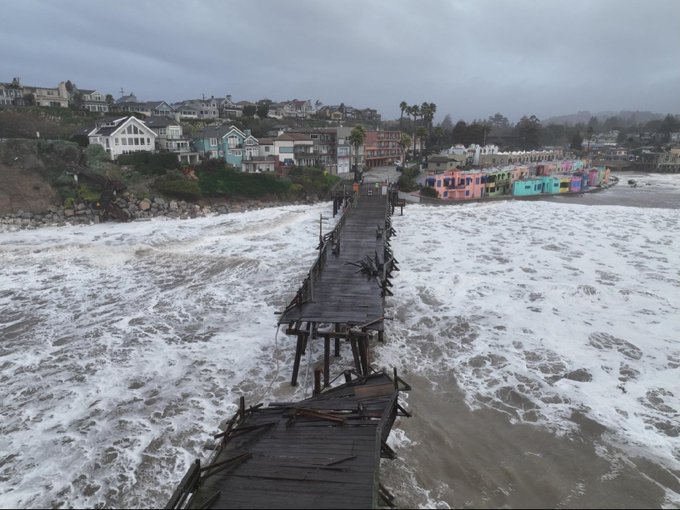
[173,98,220,119]
[221,95,243,118]
[86,116,157,160]
[0,79,25,105]
[143,116,199,164]
[7,79,71,107]
[112,100,175,117]
[193,125,258,167]
[76,89,109,113]
[281,99,315,118]
[274,132,316,167]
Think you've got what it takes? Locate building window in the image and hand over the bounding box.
[147,138,150,145]
[115,138,119,145]
[210,138,218,147]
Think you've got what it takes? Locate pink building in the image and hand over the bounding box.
[536,163,556,176]
[425,169,485,200]
[511,165,530,182]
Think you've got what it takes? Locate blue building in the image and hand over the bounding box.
[193,125,259,167]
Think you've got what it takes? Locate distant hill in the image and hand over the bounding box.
[542,110,671,126]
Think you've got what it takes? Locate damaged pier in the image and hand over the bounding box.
[166,371,411,509]
[166,181,408,509]
[279,182,401,387]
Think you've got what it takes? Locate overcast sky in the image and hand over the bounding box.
[2,0,679,123]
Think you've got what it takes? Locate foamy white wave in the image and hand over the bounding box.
[2,175,679,508]
[0,204,333,509]
[377,196,680,477]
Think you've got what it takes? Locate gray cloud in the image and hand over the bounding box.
[2,0,678,123]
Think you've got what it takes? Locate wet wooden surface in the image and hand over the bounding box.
[183,373,400,509]
[280,184,391,328]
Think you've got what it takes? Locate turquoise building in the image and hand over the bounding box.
[193,125,258,167]
[540,176,561,194]
[512,178,544,196]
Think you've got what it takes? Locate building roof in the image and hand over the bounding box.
[144,116,180,128]
[277,132,312,142]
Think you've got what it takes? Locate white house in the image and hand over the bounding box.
[87,116,157,160]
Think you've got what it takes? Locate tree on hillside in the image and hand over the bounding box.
[586,125,594,153]
[242,105,257,118]
[70,91,84,110]
[105,94,114,107]
[256,100,271,119]
[440,114,454,132]
[515,115,541,149]
[348,125,366,183]
[659,114,680,142]
[452,120,467,144]
[570,132,583,151]
[23,93,35,106]
[488,112,510,129]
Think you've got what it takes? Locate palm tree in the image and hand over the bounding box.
[399,133,411,164]
[427,102,437,136]
[399,101,408,131]
[409,105,420,157]
[416,127,428,163]
[348,125,367,183]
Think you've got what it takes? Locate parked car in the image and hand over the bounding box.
[393,160,402,167]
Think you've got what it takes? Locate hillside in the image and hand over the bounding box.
[0,138,79,215]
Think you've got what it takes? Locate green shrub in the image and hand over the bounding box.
[77,184,101,203]
[117,151,179,175]
[198,166,290,198]
[397,165,421,192]
[155,176,202,201]
[419,186,438,198]
[286,166,340,198]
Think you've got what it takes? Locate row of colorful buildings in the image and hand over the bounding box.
[423,160,611,200]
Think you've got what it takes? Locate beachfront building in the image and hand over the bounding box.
[569,174,583,192]
[512,178,544,196]
[482,168,513,197]
[539,175,561,194]
[424,169,484,200]
[559,176,572,193]
[363,130,401,168]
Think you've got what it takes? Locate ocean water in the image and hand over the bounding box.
[1,173,679,508]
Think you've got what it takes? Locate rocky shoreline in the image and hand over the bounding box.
[0,192,320,232]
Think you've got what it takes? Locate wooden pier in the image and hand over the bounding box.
[279,182,401,387]
[166,370,411,509]
[166,182,409,509]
